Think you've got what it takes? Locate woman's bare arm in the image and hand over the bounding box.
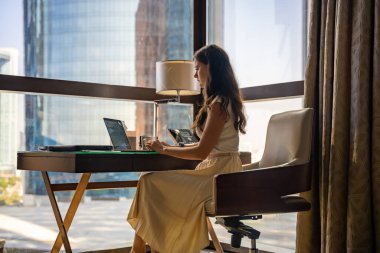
[147,102,227,160]
[161,142,197,147]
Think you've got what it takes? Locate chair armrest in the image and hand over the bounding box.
[242,158,301,171]
[212,163,311,216]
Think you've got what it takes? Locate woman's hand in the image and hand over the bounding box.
[145,139,165,153]
[160,141,171,147]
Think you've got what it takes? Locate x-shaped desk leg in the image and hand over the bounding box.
[41,172,91,253]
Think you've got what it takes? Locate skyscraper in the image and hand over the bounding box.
[23,0,140,198]
[135,0,193,140]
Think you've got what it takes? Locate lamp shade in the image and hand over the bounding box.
[156,60,200,96]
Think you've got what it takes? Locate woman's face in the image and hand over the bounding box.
[194,60,208,88]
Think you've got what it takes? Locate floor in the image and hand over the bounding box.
[0,199,295,253]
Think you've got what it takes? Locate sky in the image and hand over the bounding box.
[0,0,24,74]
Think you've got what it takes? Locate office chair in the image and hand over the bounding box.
[206,108,314,253]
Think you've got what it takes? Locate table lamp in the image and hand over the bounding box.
[154,60,200,138]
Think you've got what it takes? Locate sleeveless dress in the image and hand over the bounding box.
[127,99,242,253]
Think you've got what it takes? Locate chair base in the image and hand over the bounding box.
[214,215,262,252]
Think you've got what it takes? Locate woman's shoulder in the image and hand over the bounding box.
[208,96,223,111]
[207,97,230,120]
[209,95,223,105]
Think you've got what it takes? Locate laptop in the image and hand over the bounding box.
[103,118,155,152]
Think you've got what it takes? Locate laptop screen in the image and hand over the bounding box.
[103,118,131,151]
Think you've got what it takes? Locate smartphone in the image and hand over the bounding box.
[167,129,199,145]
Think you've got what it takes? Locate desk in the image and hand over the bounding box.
[17,151,251,253]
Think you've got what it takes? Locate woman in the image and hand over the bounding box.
[127,44,247,253]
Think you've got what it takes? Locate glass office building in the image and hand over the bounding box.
[23,0,193,198]
[0,48,23,176]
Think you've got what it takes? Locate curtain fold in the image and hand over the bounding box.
[296,0,380,252]
[372,0,380,252]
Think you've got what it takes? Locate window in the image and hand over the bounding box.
[208,0,306,87]
[23,0,193,86]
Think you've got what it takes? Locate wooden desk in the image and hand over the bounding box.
[17,151,251,253]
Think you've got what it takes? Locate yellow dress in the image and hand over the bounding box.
[127,102,242,253]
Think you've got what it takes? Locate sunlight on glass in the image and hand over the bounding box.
[240,97,304,162]
[208,0,306,87]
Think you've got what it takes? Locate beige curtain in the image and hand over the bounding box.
[296,0,380,252]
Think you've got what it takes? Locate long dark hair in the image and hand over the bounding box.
[192,44,246,134]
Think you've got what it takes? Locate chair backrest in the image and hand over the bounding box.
[259,108,314,168]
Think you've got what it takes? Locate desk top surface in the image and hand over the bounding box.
[18,150,160,156]
[17,151,200,173]
[17,151,251,173]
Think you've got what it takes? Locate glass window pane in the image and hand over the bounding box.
[0,91,193,249]
[6,93,191,176]
[1,0,193,87]
[207,0,306,87]
[157,103,194,145]
[240,97,304,161]
[0,93,193,251]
